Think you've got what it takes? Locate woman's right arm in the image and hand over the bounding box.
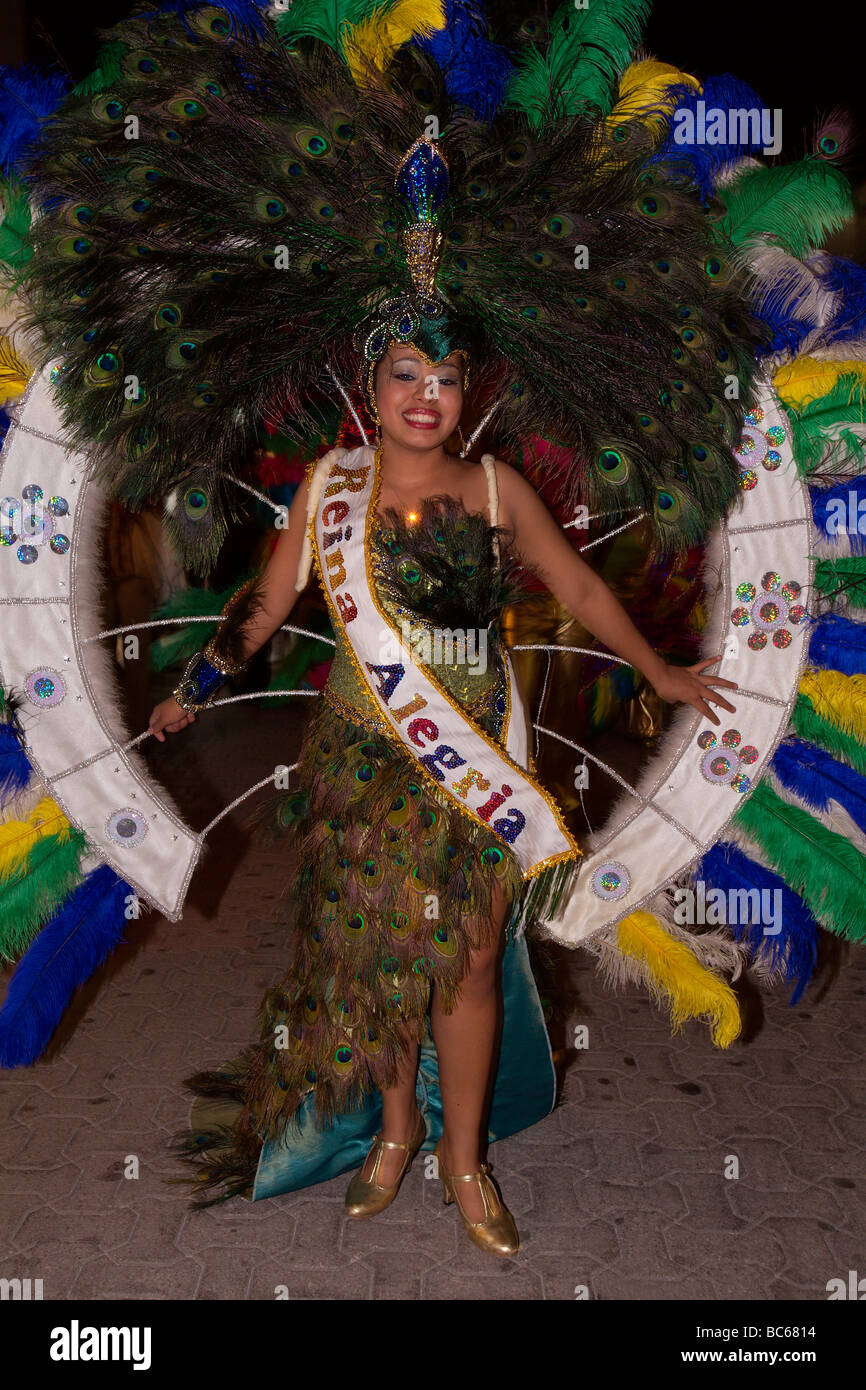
[148,474,312,741]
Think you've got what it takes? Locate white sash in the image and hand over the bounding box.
[310,443,579,881]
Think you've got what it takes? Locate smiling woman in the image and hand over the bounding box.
[3,0,865,1272]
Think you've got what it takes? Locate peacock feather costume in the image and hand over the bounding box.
[0,0,865,1204]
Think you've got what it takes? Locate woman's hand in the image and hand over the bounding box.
[651,655,738,727]
[148,696,196,743]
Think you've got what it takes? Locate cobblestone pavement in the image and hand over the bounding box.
[1,689,864,1301]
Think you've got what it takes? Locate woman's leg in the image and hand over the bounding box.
[431,886,510,1222]
[358,1023,422,1184]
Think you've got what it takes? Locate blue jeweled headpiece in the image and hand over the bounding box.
[362,137,456,362]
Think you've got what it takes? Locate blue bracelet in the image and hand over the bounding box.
[174,651,229,712]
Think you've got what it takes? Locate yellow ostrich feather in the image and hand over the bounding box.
[343,0,446,86]
[616,910,741,1048]
[774,357,866,410]
[0,797,72,883]
[608,58,700,130]
[0,332,32,403]
[800,669,866,742]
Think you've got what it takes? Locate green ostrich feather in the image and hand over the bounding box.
[815,557,866,608]
[71,41,128,97]
[0,828,87,961]
[716,160,853,260]
[778,377,866,476]
[790,694,866,777]
[505,0,651,124]
[148,576,254,671]
[0,174,32,274]
[733,779,866,942]
[274,0,389,50]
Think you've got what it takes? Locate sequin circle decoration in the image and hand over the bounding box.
[729,574,805,651]
[590,860,631,901]
[24,667,66,708]
[697,729,760,792]
[732,415,787,486]
[106,807,149,846]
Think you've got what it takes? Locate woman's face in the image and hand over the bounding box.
[373,346,465,452]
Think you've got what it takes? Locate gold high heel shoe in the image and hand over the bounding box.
[344,1109,427,1218]
[434,1138,519,1257]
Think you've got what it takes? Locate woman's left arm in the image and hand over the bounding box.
[496,461,738,727]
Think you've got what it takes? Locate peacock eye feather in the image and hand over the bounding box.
[543,213,574,239]
[594,448,630,486]
[116,194,153,221]
[54,235,96,260]
[635,191,671,220]
[636,412,660,434]
[191,382,219,408]
[91,95,125,125]
[166,336,203,368]
[84,348,122,387]
[466,180,490,200]
[528,249,554,268]
[292,126,331,159]
[363,236,389,261]
[504,139,530,166]
[121,381,149,414]
[62,203,94,228]
[165,95,208,121]
[293,253,328,277]
[124,166,165,186]
[119,424,156,460]
[518,16,548,40]
[154,302,182,330]
[253,192,287,221]
[122,49,163,79]
[183,487,209,520]
[189,6,234,41]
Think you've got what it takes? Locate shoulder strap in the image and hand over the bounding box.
[480,454,500,563]
[295,446,348,591]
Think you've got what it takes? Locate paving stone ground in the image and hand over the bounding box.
[1,684,864,1301]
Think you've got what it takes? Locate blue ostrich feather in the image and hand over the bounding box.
[771,736,866,834]
[0,722,32,808]
[651,74,767,202]
[809,476,866,550]
[807,610,866,674]
[0,864,135,1067]
[0,66,69,175]
[698,841,819,1005]
[412,0,513,120]
[815,254,866,347]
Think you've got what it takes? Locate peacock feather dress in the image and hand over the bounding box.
[175,491,569,1206]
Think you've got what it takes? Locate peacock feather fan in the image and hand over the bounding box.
[15,0,764,571]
